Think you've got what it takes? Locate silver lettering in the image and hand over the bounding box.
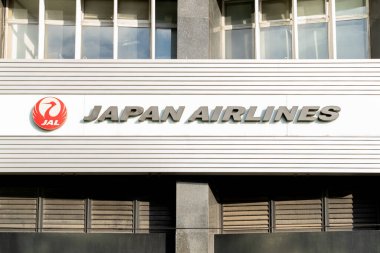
[161,106,185,122]
[210,106,224,122]
[120,106,144,122]
[98,106,119,122]
[318,106,341,122]
[222,106,246,122]
[188,106,209,122]
[245,106,261,122]
[297,106,320,122]
[262,106,275,122]
[274,106,298,122]
[138,106,160,122]
[83,106,102,122]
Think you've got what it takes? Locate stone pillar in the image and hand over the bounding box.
[176,182,221,253]
[370,0,380,58]
[177,0,210,58]
[0,0,5,58]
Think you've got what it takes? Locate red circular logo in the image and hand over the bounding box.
[32,97,67,131]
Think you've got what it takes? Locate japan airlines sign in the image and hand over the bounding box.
[83,105,341,123]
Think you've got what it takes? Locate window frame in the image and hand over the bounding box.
[44,0,76,59]
[222,0,371,59]
[4,0,177,59]
[222,0,256,59]
[5,0,40,59]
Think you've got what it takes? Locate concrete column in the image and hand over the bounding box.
[0,0,4,58]
[176,182,221,253]
[177,0,210,58]
[370,0,380,58]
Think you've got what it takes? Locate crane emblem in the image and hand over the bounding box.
[32,97,67,131]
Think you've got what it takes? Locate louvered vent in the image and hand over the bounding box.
[222,202,270,233]
[328,194,378,231]
[42,199,85,232]
[275,199,322,231]
[0,197,37,231]
[91,200,134,233]
[139,201,174,233]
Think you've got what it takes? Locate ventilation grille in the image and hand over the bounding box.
[139,201,174,233]
[91,200,134,233]
[42,199,85,232]
[0,197,37,231]
[328,194,378,231]
[275,199,323,231]
[222,202,270,233]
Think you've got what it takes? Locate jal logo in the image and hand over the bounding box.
[32,97,67,131]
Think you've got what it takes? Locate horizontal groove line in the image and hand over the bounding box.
[1,167,379,169]
[2,149,380,151]
[2,153,380,155]
[1,158,380,160]
[0,135,380,141]
[2,137,380,140]
[0,92,380,96]
[1,162,380,164]
[1,144,380,146]
[2,84,380,87]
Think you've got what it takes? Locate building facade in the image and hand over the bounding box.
[0,0,380,253]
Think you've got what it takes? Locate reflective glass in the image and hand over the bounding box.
[118,27,150,59]
[82,26,113,59]
[45,25,75,59]
[9,0,39,20]
[84,0,113,20]
[155,28,177,59]
[118,0,149,20]
[8,24,38,59]
[337,19,368,59]
[45,0,75,21]
[156,0,177,24]
[225,28,253,59]
[298,23,328,59]
[297,0,325,16]
[336,0,366,16]
[262,0,290,21]
[260,26,292,59]
[225,1,254,26]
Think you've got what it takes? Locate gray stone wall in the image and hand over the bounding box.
[370,0,380,58]
[0,0,4,58]
[176,182,220,253]
[177,0,210,58]
[0,233,168,253]
[216,231,380,253]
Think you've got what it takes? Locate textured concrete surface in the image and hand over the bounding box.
[178,0,209,18]
[370,0,380,58]
[177,17,210,59]
[215,231,380,253]
[0,0,4,58]
[176,182,220,253]
[177,0,210,58]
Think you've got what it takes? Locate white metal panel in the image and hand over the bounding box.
[0,60,380,95]
[0,60,379,174]
[0,136,380,173]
